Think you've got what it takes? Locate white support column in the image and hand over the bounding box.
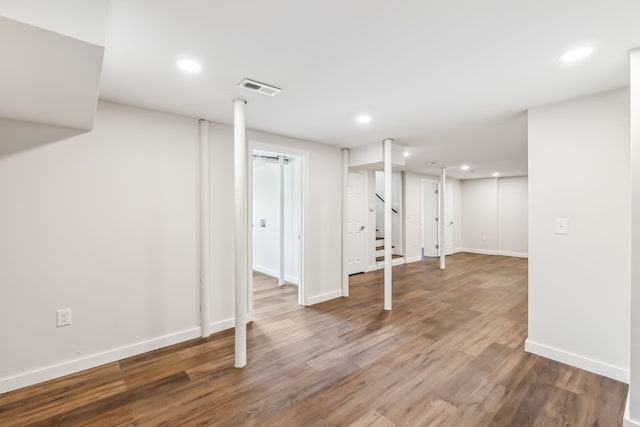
[233,99,247,368]
[342,148,349,297]
[383,138,393,310]
[279,156,285,285]
[199,119,211,338]
[439,167,446,270]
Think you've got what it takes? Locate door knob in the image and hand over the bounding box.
[360,225,366,231]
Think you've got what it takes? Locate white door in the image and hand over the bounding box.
[347,172,367,274]
[422,182,438,257]
[445,183,454,255]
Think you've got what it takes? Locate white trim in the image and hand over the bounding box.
[404,255,422,264]
[253,267,300,285]
[625,390,640,427]
[498,250,528,258]
[252,265,279,279]
[525,339,629,383]
[376,257,406,270]
[0,327,201,394]
[366,263,378,272]
[456,248,499,256]
[454,248,528,258]
[209,318,235,334]
[307,290,343,305]
[285,274,300,285]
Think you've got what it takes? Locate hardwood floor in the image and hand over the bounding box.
[0,254,628,426]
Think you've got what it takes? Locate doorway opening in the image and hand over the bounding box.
[250,147,304,321]
[375,171,404,268]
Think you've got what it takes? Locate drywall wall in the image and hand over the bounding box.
[498,176,528,256]
[252,161,281,276]
[629,49,640,424]
[459,176,528,257]
[0,101,200,392]
[0,0,106,46]
[0,100,343,393]
[527,88,630,382]
[461,178,499,252]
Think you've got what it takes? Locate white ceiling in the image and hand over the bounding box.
[99,0,640,179]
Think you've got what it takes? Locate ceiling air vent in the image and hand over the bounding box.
[238,78,282,96]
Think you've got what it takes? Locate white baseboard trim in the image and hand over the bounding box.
[208,318,235,334]
[307,289,343,305]
[366,264,378,272]
[285,274,300,286]
[253,266,300,285]
[624,390,640,427]
[404,256,422,264]
[457,248,499,256]
[0,327,202,394]
[455,248,528,258]
[498,251,528,258]
[252,265,279,278]
[375,257,406,269]
[525,339,629,383]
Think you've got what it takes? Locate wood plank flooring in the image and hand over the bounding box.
[0,253,628,426]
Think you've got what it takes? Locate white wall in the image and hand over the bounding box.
[527,88,630,382]
[0,100,344,393]
[252,161,280,276]
[629,49,640,424]
[0,101,200,392]
[461,178,499,252]
[498,177,528,256]
[460,176,528,257]
[0,0,106,46]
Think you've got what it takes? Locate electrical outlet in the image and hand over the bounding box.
[57,308,72,327]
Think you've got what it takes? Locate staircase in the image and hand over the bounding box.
[375,236,404,270]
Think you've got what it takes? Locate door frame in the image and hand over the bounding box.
[248,140,308,315]
[346,170,369,275]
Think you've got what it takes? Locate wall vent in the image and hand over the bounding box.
[238,78,282,96]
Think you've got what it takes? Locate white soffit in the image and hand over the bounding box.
[0,16,104,131]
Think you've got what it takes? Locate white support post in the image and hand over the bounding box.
[233,99,248,368]
[199,119,211,338]
[439,167,446,270]
[383,138,393,310]
[279,156,285,285]
[342,148,349,297]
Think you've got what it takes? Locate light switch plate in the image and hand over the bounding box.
[57,308,72,327]
[555,218,569,235]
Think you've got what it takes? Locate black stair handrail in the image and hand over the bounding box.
[375,193,398,214]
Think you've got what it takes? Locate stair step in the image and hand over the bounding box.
[376,236,384,240]
[376,245,395,251]
[376,254,403,262]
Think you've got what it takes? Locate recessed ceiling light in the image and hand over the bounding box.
[560,47,594,62]
[356,115,371,124]
[461,165,470,171]
[177,59,202,72]
[403,151,410,157]
[492,172,500,177]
